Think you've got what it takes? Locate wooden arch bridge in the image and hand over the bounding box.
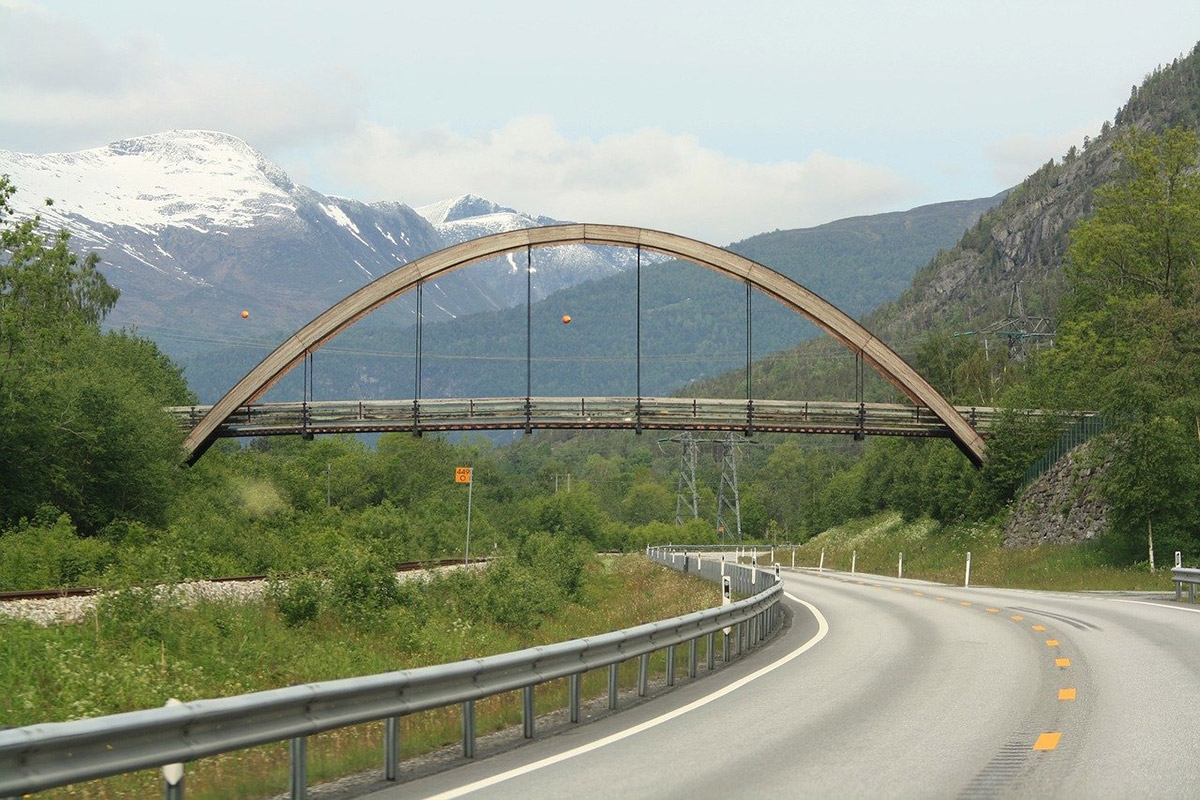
[178,224,989,466]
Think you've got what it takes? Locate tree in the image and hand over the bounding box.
[1027,128,1200,561]
[1067,127,1200,309]
[0,176,191,534]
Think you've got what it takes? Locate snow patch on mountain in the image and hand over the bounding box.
[1,130,296,232]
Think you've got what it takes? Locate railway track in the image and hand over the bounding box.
[0,559,484,603]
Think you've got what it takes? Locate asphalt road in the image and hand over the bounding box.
[362,568,1200,799]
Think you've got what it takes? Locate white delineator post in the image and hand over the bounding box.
[819,548,825,573]
[898,552,903,579]
[965,551,972,588]
[162,698,184,799]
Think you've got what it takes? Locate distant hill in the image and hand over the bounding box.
[694,42,1200,405]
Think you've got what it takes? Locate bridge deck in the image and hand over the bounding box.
[168,397,1016,440]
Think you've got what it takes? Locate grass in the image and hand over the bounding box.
[1,554,719,799]
[770,511,1175,592]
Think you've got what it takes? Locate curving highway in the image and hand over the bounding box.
[364,568,1200,799]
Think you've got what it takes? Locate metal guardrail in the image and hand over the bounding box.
[0,551,781,798]
[1173,567,1200,602]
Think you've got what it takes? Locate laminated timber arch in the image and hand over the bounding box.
[183,224,987,466]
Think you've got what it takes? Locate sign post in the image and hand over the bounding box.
[456,467,473,565]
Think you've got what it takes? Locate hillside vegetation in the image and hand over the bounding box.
[690,43,1200,564]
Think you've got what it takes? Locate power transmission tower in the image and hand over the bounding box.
[670,432,700,524]
[959,282,1056,362]
[715,432,746,542]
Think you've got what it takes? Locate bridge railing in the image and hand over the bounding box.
[167,396,1014,438]
[0,551,781,798]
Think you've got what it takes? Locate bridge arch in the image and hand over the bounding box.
[183,224,986,465]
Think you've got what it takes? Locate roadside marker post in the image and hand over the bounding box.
[162,698,184,800]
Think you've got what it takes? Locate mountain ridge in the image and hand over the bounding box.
[0,131,642,348]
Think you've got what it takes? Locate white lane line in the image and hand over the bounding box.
[1108,598,1200,615]
[423,592,829,799]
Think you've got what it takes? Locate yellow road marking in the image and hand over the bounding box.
[1055,657,1071,668]
[1032,625,1046,631]
[986,608,1000,613]
[1010,615,1024,621]
[1059,688,1077,701]
[914,592,924,597]
[1033,732,1062,751]
[1046,639,1060,647]
[960,601,972,607]
[935,596,946,601]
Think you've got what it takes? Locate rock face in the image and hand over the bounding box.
[1004,443,1110,548]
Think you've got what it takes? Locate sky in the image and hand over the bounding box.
[2,0,1200,244]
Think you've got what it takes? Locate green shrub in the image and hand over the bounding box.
[481,558,563,628]
[270,573,324,627]
[0,512,114,590]
[328,547,400,623]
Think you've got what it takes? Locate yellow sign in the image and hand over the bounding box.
[455,467,472,484]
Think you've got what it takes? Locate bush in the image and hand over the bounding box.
[0,511,114,590]
[328,547,400,623]
[481,558,563,628]
[270,572,324,627]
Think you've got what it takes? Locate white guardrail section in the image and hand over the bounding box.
[1173,567,1200,602]
[0,549,781,799]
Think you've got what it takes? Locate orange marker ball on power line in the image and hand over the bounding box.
[241,309,250,319]
[562,315,571,324]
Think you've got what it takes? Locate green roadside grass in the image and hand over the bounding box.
[0,554,719,799]
[780,512,1175,592]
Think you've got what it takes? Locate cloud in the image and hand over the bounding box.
[328,117,915,244]
[984,124,1100,187]
[0,3,360,154]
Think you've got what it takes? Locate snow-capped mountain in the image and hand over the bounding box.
[0,130,642,357]
[415,193,653,305]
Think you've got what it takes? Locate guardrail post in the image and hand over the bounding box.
[723,630,731,662]
[289,737,307,800]
[638,654,649,696]
[608,663,620,709]
[707,632,716,670]
[522,685,535,739]
[688,638,698,678]
[462,700,476,758]
[1176,579,1182,601]
[384,716,400,781]
[569,673,581,722]
[666,645,676,686]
